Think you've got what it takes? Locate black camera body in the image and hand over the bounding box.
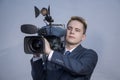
[22,25,65,54]
[24,29,64,54]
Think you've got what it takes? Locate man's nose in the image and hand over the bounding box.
[70,29,74,34]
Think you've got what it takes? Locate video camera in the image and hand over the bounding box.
[21,6,65,54]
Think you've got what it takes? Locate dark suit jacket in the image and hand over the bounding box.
[31,45,98,80]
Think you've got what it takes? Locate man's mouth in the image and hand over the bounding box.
[69,36,75,39]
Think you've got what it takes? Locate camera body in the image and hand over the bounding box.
[23,25,65,54]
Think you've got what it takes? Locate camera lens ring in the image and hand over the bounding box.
[28,37,44,53]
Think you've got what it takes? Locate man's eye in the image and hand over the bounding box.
[67,27,72,30]
[75,29,80,32]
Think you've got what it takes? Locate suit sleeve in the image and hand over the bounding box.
[50,49,98,75]
[30,58,45,80]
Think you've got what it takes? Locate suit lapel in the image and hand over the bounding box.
[69,45,85,57]
[56,45,86,80]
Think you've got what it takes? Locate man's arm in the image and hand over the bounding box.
[31,56,45,80]
[49,49,98,76]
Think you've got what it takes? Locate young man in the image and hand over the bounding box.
[31,16,98,80]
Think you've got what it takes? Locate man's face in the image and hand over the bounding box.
[66,20,86,45]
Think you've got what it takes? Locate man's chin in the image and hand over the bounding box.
[67,41,77,45]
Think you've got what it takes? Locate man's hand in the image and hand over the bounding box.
[33,53,40,57]
[44,38,52,55]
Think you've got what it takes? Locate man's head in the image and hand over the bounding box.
[67,16,87,34]
[66,16,87,45]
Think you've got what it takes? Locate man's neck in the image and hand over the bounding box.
[66,43,80,50]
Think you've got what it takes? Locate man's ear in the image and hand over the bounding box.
[82,34,86,41]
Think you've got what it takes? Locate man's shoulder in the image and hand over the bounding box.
[77,45,98,56]
[83,48,98,60]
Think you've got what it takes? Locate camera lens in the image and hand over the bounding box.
[29,37,44,53]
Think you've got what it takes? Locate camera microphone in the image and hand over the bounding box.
[21,24,38,34]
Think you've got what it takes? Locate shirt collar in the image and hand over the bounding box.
[65,43,81,52]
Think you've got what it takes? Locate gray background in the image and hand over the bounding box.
[0,0,120,80]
